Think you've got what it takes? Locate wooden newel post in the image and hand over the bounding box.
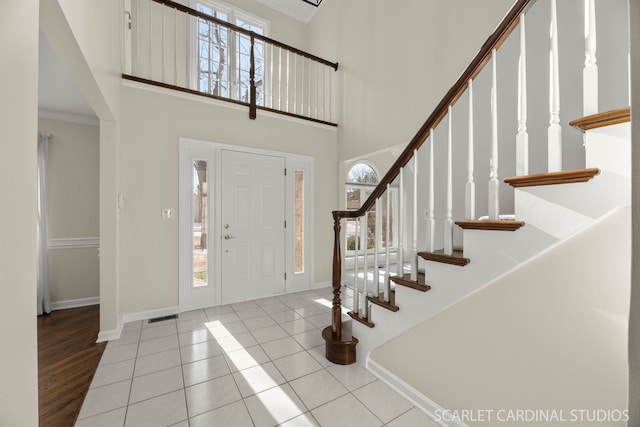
[249,33,257,120]
[322,211,357,365]
[331,214,342,340]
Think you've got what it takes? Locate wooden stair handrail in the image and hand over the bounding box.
[332,0,533,222]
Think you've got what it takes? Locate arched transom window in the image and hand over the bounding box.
[345,162,396,254]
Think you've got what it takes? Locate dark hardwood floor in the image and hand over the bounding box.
[38,305,106,427]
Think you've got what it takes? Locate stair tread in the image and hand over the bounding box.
[455,220,524,231]
[347,311,375,328]
[569,107,630,131]
[390,273,431,292]
[368,291,399,312]
[418,249,470,266]
[504,168,600,188]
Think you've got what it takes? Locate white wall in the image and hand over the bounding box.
[51,0,122,119]
[39,118,100,305]
[118,83,337,315]
[0,1,39,425]
[629,0,640,424]
[308,0,516,164]
[41,0,123,332]
[371,206,630,425]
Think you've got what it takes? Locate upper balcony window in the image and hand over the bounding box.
[194,0,269,104]
[124,0,336,124]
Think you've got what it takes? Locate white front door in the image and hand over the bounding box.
[220,150,286,303]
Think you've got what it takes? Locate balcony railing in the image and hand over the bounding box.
[123,0,338,125]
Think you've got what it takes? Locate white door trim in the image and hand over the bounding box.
[179,137,314,311]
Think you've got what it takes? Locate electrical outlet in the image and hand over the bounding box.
[161,208,174,219]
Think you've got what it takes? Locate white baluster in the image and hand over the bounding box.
[466,80,476,220]
[374,199,381,297]
[186,9,189,89]
[362,212,369,319]
[397,168,404,277]
[548,0,562,172]
[426,130,435,252]
[328,67,333,122]
[322,66,327,120]
[148,0,152,77]
[308,60,312,117]
[489,49,500,220]
[411,150,418,281]
[384,184,391,302]
[161,4,165,82]
[584,0,598,115]
[316,62,320,119]
[353,218,360,315]
[299,56,304,113]
[174,6,178,86]
[286,51,290,112]
[269,44,275,109]
[517,14,529,176]
[444,106,454,255]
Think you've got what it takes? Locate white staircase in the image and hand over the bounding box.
[322,0,630,373]
[355,116,630,361]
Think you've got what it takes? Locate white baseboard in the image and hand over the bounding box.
[97,306,179,343]
[97,321,123,343]
[122,306,180,324]
[366,358,468,427]
[50,297,99,311]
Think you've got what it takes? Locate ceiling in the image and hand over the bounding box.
[37,1,323,122]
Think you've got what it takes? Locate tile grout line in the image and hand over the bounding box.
[226,302,260,427]
[176,312,190,426]
[123,321,144,427]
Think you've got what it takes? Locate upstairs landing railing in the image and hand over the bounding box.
[123,0,338,125]
[324,0,630,364]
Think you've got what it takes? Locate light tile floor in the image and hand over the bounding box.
[75,287,438,427]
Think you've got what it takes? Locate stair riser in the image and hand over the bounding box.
[514,172,630,239]
[585,122,631,177]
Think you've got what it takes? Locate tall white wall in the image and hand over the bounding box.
[0,1,39,425]
[308,0,515,164]
[39,118,100,305]
[629,0,640,424]
[118,83,338,315]
[371,206,631,425]
[41,0,123,331]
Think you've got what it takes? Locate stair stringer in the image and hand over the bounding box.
[350,170,630,364]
